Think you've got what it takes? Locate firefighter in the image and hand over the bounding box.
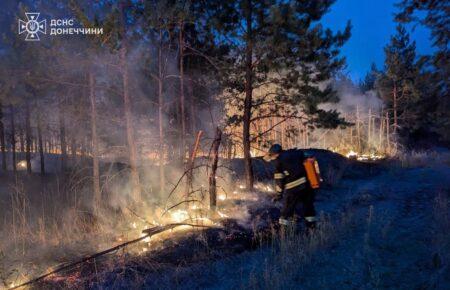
[264,144,317,230]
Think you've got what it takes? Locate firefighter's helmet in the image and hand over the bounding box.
[269,144,282,154]
[264,144,282,162]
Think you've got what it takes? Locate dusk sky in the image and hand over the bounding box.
[322,0,434,81]
[0,0,435,81]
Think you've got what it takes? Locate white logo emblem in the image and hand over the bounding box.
[18,13,46,41]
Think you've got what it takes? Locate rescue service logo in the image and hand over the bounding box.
[18,13,46,41]
[18,12,103,41]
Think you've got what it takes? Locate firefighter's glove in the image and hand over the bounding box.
[272,194,283,202]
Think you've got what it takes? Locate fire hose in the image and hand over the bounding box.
[9,223,214,290]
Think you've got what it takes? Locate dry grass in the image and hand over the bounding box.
[397,150,450,168]
[241,209,357,290]
[430,189,450,288]
[0,171,127,289]
[322,163,347,188]
[2,156,449,289]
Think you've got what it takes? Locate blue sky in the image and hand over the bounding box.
[322,0,433,81]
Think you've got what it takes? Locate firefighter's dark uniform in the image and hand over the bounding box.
[273,149,316,228]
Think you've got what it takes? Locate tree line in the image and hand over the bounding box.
[0,0,447,207]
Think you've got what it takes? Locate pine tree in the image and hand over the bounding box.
[396,0,450,144]
[204,0,350,189]
[360,63,380,93]
[378,25,419,141]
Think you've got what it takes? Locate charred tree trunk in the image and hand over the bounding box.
[25,101,32,174]
[209,127,222,211]
[179,21,186,162]
[10,105,16,173]
[58,100,67,171]
[89,72,101,207]
[37,111,45,175]
[0,102,6,171]
[243,0,254,190]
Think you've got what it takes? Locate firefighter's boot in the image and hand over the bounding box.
[305,216,317,233]
[278,217,298,236]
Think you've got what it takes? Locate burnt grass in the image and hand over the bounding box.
[33,202,282,289]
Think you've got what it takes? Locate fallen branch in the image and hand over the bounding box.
[9,223,214,290]
[162,199,203,216]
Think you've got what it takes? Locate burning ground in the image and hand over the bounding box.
[1,149,449,289]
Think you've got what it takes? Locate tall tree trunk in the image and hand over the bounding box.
[119,1,141,202]
[356,105,361,152]
[379,112,384,151]
[372,115,376,147]
[25,101,32,174]
[121,47,141,202]
[243,0,254,190]
[37,110,45,175]
[80,137,86,161]
[188,78,196,135]
[70,138,76,159]
[158,28,165,195]
[227,137,232,160]
[393,82,398,134]
[34,135,38,153]
[58,100,67,171]
[10,105,16,173]
[0,101,6,171]
[386,111,390,153]
[179,21,186,162]
[186,130,203,201]
[367,108,372,149]
[209,127,222,212]
[19,128,24,153]
[89,72,101,208]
